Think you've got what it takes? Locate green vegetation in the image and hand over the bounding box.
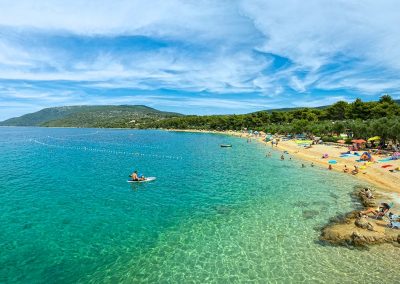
[1,96,399,145]
[144,96,400,145]
[0,105,181,128]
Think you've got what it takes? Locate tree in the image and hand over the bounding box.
[325,101,349,120]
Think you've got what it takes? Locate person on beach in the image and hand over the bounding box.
[363,188,373,199]
[328,164,333,170]
[360,202,390,218]
[352,165,359,175]
[343,165,349,173]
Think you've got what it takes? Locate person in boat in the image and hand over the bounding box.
[130,170,145,181]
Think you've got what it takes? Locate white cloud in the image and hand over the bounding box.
[1,0,400,119]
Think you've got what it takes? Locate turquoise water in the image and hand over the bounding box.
[0,127,399,283]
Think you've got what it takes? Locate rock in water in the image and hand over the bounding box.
[355,217,374,231]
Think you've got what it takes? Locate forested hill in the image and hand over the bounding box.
[261,99,400,113]
[1,97,399,130]
[0,105,182,128]
[143,96,400,143]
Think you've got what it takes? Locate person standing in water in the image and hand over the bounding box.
[280,155,284,160]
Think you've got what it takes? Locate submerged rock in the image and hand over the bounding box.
[213,205,232,215]
[302,210,319,220]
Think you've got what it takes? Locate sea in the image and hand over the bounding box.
[0,127,399,283]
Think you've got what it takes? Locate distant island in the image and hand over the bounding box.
[1,96,400,144]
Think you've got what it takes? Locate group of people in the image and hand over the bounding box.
[358,189,400,229]
[341,164,359,174]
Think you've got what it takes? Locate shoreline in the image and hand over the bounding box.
[266,139,400,194]
[167,128,399,195]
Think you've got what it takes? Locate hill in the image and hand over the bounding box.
[1,98,399,128]
[261,99,400,113]
[0,105,182,128]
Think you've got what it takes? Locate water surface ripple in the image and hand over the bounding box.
[0,127,399,283]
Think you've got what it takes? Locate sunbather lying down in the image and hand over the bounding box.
[360,202,391,218]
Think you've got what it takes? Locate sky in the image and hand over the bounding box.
[1,0,400,120]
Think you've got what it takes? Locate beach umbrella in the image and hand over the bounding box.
[337,140,345,144]
[368,136,380,141]
[351,139,366,143]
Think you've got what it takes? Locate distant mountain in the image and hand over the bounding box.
[0,105,182,128]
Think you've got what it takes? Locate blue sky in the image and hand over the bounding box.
[1,0,400,120]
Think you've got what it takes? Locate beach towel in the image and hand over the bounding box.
[340,154,358,158]
[389,221,400,229]
[381,165,393,168]
[328,160,337,164]
[378,157,392,162]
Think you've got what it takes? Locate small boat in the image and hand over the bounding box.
[220,144,232,148]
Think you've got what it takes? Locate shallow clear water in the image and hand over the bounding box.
[0,127,399,283]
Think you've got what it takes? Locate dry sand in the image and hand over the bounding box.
[265,139,400,194]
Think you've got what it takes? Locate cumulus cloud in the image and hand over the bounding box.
[0,0,399,118]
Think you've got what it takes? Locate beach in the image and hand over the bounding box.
[267,140,400,194]
[172,129,400,195]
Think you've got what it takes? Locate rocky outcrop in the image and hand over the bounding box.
[354,216,374,231]
[320,187,400,247]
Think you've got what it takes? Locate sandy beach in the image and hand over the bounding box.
[264,140,400,194]
[169,129,400,195]
[184,129,400,194]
